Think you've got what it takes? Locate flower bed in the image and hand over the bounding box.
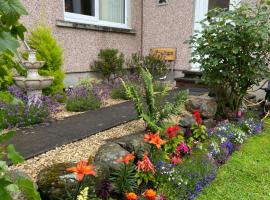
[36,110,263,200]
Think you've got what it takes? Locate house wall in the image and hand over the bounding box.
[142,0,195,72]
[21,0,142,84]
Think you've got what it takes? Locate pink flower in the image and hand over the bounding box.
[176,142,189,154]
[170,155,182,165]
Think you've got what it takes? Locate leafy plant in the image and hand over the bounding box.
[188,3,270,117]
[109,163,137,195]
[127,52,169,79]
[0,0,27,90]
[66,86,101,112]
[28,25,65,95]
[110,85,129,100]
[122,67,187,132]
[92,49,124,82]
[0,131,41,200]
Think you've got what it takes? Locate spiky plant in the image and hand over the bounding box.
[122,67,187,132]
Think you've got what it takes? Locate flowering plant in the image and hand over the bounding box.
[135,153,156,185]
[66,160,96,200]
[190,111,207,142]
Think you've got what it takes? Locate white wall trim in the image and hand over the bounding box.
[63,0,130,29]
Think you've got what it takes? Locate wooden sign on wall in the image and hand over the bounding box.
[150,48,177,61]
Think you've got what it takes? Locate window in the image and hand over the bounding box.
[64,0,130,28]
[208,0,230,10]
[157,0,168,6]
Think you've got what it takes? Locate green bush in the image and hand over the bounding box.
[28,25,65,95]
[127,52,169,79]
[92,49,124,81]
[188,3,270,117]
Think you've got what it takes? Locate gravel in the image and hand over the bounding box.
[12,119,145,181]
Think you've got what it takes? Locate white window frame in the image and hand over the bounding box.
[157,0,169,6]
[63,0,130,29]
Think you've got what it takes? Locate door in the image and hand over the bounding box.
[191,0,240,71]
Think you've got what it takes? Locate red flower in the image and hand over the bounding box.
[165,125,181,138]
[170,155,182,165]
[117,152,135,165]
[144,132,166,149]
[136,153,155,174]
[194,111,202,126]
[67,160,96,182]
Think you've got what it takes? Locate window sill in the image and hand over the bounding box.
[56,20,136,35]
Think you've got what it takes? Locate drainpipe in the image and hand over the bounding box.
[140,0,144,55]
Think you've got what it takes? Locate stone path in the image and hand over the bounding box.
[6,88,208,160]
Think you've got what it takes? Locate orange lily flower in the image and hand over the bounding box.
[67,160,96,182]
[136,153,155,174]
[144,132,166,149]
[126,192,138,200]
[144,189,157,200]
[117,152,135,164]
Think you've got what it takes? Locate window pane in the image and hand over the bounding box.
[65,0,95,16]
[100,0,125,24]
[208,0,230,10]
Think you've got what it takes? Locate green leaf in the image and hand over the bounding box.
[0,178,13,200]
[17,178,41,200]
[0,31,20,54]
[0,131,16,143]
[0,0,28,16]
[6,144,24,165]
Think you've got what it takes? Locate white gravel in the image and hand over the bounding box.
[12,119,145,181]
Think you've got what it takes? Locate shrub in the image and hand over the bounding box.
[92,49,124,81]
[28,25,65,95]
[110,85,129,100]
[0,0,27,90]
[122,67,187,132]
[66,86,101,112]
[188,3,270,117]
[127,52,169,79]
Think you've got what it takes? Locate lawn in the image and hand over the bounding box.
[196,120,270,200]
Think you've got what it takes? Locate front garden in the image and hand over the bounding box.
[1,0,270,200]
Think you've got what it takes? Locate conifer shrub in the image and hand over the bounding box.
[28,25,65,95]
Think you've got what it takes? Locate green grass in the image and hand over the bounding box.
[196,121,270,200]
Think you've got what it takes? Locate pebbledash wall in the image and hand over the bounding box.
[21,0,195,87]
[142,0,194,76]
[21,0,143,87]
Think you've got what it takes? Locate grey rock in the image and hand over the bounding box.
[185,96,217,119]
[203,119,217,128]
[179,113,196,128]
[94,143,130,170]
[37,163,76,200]
[112,132,150,153]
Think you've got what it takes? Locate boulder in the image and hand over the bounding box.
[203,119,217,128]
[37,162,107,200]
[111,132,150,153]
[94,143,130,170]
[37,163,76,200]
[179,113,196,128]
[185,96,217,119]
